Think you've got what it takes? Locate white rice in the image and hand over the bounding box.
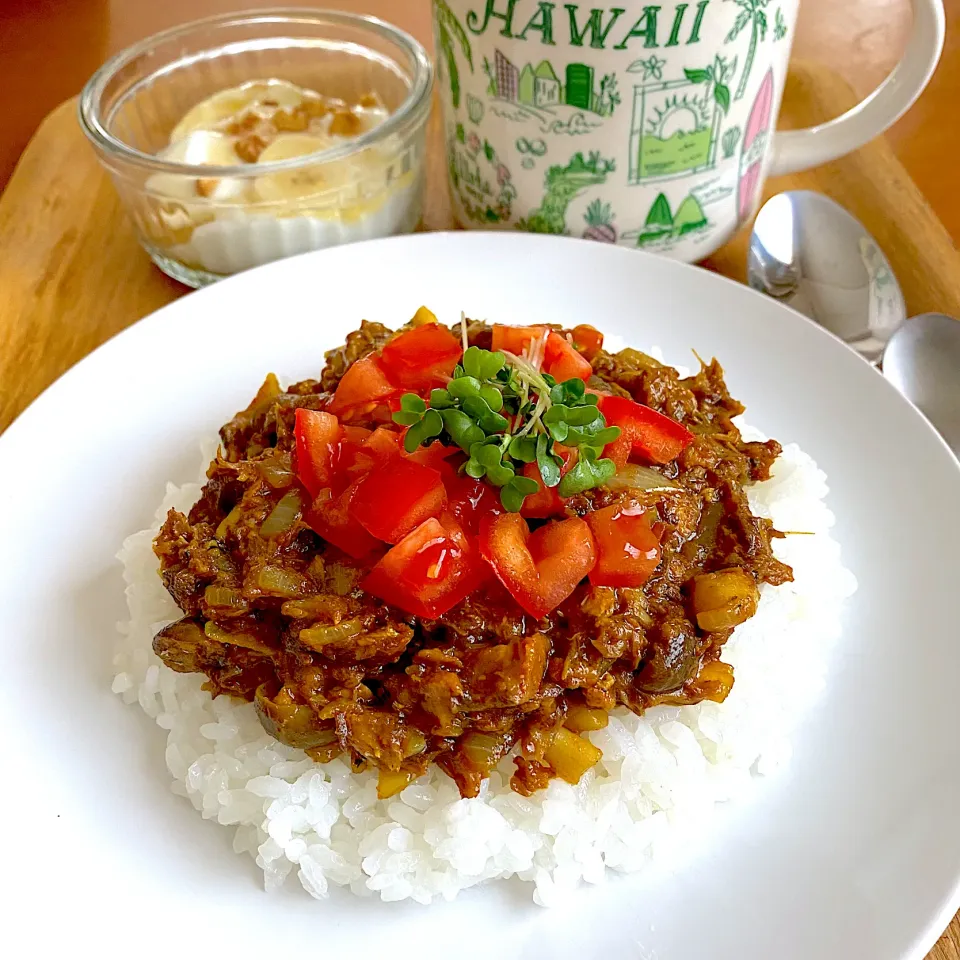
[114,427,856,907]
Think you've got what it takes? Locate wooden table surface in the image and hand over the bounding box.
[0,2,959,956]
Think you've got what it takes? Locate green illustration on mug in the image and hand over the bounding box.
[449,123,516,223]
[486,49,621,120]
[773,8,788,42]
[628,54,734,183]
[582,198,618,244]
[625,191,711,248]
[466,94,486,124]
[431,0,941,264]
[629,55,668,83]
[724,0,770,101]
[516,135,548,169]
[518,151,615,235]
[434,0,475,108]
[722,125,742,159]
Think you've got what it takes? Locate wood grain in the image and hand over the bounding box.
[0,52,958,960]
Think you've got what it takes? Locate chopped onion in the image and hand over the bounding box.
[259,455,295,490]
[215,505,243,541]
[281,594,348,619]
[256,565,310,598]
[299,618,363,651]
[203,585,249,613]
[259,490,302,536]
[203,620,273,654]
[604,464,681,493]
[328,562,360,596]
[461,732,504,768]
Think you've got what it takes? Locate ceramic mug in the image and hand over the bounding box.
[433,0,945,261]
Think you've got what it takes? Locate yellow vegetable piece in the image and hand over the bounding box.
[689,659,735,703]
[377,767,419,800]
[563,705,610,734]
[691,567,760,632]
[411,305,438,326]
[544,728,602,784]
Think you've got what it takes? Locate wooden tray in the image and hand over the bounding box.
[0,62,959,959]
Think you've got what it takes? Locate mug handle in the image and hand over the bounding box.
[770,0,945,176]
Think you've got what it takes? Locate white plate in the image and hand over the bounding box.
[2,232,958,960]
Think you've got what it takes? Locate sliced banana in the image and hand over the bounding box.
[171,79,305,141]
[149,131,251,203]
[255,132,335,162]
[162,129,240,166]
[252,133,356,203]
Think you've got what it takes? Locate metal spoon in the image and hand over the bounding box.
[884,312,960,453]
[749,190,960,454]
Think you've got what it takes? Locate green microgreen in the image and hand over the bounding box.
[392,338,621,511]
[558,449,617,497]
[500,475,540,512]
[536,432,563,488]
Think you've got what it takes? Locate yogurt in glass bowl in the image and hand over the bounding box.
[79,10,433,286]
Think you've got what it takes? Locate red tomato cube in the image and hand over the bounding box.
[585,504,662,587]
[491,324,550,356]
[328,355,397,417]
[445,474,502,535]
[379,324,463,391]
[543,332,592,382]
[350,458,447,544]
[293,409,342,499]
[478,513,596,619]
[304,481,381,559]
[361,515,488,618]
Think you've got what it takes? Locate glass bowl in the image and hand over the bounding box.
[79,9,433,287]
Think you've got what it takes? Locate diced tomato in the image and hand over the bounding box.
[350,458,447,544]
[491,324,549,355]
[571,324,604,359]
[328,355,397,417]
[445,474,502,535]
[406,441,459,484]
[305,481,381,559]
[479,513,596,619]
[363,426,401,462]
[379,324,463,391]
[335,426,370,482]
[598,394,694,465]
[337,426,400,489]
[519,444,574,519]
[585,504,662,587]
[342,425,372,445]
[362,514,489,618]
[543,332,592,382]
[293,409,342,499]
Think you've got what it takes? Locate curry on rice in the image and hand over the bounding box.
[151,311,792,801]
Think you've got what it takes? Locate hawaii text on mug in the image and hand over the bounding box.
[433,0,945,261]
